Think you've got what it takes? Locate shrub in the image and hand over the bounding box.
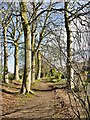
[8,73,14,80]
[0,73,3,78]
[55,74,59,79]
[48,68,62,79]
[45,72,48,77]
[55,72,62,79]
[49,68,56,76]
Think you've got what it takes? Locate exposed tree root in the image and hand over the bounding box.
[29,90,35,95]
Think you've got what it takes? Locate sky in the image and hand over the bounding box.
[1,0,64,2]
[1,0,89,73]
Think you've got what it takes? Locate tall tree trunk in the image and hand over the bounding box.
[3,13,12,84]
[3,27,9,84]
[14,16,21,81]
[20,1,32,94]
[31,2,36,83]
[0,43,3,75]
[64,2,72,90]
[37,51,41,79]
[32,51,36,83]
[14,42,19,81]
[31,33,36,83]
[87,57,90,112]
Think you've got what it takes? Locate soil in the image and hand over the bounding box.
[1,80,76,119]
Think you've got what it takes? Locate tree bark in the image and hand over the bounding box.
[64,2,72,90]
[20,1,32,94]
[31,2,36,83]
[3,13,12,84]
[3,26,9,84]
[31,33,36,83]
[14,16,21,81]
[14,42,19,81]
[32,51,36,83]
[37,51,42,79]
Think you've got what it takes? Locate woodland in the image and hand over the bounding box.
[0,0,90,119]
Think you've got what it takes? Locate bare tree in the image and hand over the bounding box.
[2,3,12,83]
[20,1,32,94]
[64,2,72,90]
[31,1,52,83]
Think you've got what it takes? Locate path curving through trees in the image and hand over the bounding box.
[2,81,76,119]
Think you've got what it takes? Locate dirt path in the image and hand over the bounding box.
[1,81,76,119]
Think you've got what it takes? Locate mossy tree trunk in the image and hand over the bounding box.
[64,2,72,90]
[20,1,32,94]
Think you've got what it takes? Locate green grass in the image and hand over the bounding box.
[46,76,66,84]
[18,79,22,83]
[35,79,42,82]
[58,79,66,84]
[47,78,60,83]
